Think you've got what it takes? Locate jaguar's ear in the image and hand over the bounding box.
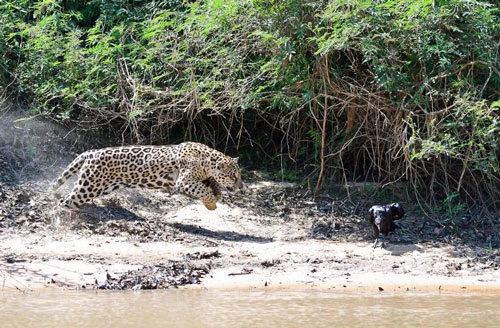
[216,162,228,170]
[233,157,239,164]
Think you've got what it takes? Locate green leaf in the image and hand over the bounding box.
[127,110,143,119]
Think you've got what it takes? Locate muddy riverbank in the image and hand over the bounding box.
[2,172,500,293]
[1,112,500,293]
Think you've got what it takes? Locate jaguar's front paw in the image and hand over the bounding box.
[203,200,217,210]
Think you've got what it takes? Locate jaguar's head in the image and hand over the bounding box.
[215,157,245,192]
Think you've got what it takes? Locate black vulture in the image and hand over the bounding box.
[368,203,405,248]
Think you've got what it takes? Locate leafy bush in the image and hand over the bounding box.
[1,0,500,217]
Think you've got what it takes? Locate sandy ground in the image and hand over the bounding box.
[2,178,500,294]
[1,110,499,294]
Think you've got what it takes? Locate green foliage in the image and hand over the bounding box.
[1,0,500,216]
[315,0,500,103]
[439,192,467,217]
[407,97,500,207]
[0,0,30,87]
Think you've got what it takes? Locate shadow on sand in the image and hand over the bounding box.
[167,222,273,243]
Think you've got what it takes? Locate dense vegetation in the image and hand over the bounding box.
[1,0,500,220]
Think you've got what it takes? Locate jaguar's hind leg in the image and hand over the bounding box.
[61,184,94,208]
[60,167,117,209]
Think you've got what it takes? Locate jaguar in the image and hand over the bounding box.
[53,142,243,210]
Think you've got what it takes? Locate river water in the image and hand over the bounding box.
[1,289,499,327]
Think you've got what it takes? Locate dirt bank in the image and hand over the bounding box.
[1,110,500,293]
[1,172,500,293]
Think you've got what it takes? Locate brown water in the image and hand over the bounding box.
[1,289,500,328]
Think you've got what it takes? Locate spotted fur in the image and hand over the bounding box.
[53,142,243,210]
